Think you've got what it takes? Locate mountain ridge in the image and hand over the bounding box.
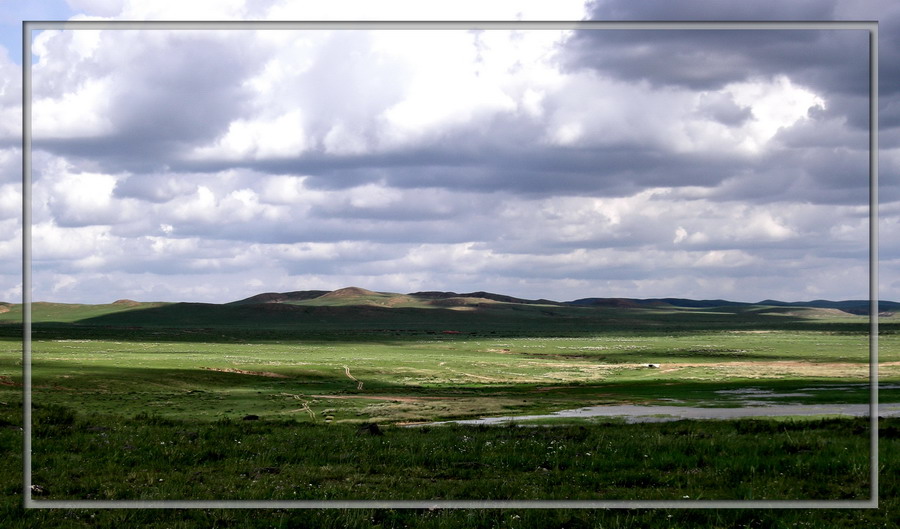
[5,287,895,316]
[222,287,896,316]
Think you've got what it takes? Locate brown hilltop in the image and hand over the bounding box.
[319,286,381,299]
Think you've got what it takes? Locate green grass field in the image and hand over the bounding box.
[1,295,898,527]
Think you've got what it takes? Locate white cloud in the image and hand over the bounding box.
[186,27,573,158]
[190,110,309,161]
[376,31,523,147]
[725,75,826,152]
[0,221,21,266]
[50,171,117,222]
[259,175,323,206]
[32,222,112,260]
[541,73,827,156]
[271,241,385,262]
[167,185,217,223]
[32,76,115,139]
[0,281,21,302]
[323,122,370,155]
[116,0,249,19]
[263,0,588,21]
[0,184,21,219]
[693,249,757,268]
[738,210,796,241]
[148,235,203,257]
[0,148,21,185]
[0,53,21,141]
[65,0,125,17]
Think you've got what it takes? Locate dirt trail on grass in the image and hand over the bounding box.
[645,361,870,378]
[316,394,450,402]
[201,367,288,378]
[1,375,71,390]
[344,365,363,390]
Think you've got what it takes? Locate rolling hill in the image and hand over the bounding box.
[0,287,892,339]
[225,287,896,315]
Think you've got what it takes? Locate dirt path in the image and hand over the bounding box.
[287,402,317,420]
[283,393,317,421]
[316,394,450,402]
[201,367,288,378]
[344,365,363,390]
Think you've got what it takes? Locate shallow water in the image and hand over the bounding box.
[427,402,900,425]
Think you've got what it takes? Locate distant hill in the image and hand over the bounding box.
[320,286,381,299]
[6,287,895,338]
[568,297,749,309]
[757,299,900,316]
[227,288,896,316]
[228,290,330,305]
[408,290,559,305]
[228,288,560,309]
[568,297,897,315]
[4,288,895,331]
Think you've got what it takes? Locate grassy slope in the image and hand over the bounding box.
[0,296,887,339]
[0,301,173,324]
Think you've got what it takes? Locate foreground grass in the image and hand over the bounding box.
[26,403,871,501]
[2,402,898,527]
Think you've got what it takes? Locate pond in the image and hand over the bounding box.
[423,394,900,426]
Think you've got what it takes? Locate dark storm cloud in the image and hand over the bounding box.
[199,133,757,200]
[563,0,875,146]
[701,147,869,206]
[695,92,753,126]
[575,0,899,133]
[565,28,864,89]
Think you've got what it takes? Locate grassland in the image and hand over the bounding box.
[1,292,898,527]
[6,325,896,423]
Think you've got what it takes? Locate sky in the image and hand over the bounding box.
[1,0,898,304]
